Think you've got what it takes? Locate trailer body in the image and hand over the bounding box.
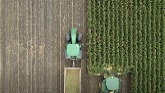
[64,68,81,93]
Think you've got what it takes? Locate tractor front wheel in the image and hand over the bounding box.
[66,34,70,42]
[78,33,82,42]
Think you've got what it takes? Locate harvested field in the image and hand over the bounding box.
[0,0,100,93]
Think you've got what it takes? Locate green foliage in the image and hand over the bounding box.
[87,0,165,92]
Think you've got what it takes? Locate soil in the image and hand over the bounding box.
[0,0,130,93]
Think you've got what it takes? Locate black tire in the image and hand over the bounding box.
[78,33,82,42]
[66,34,70,42]
[99,82,101,89]
[78,50,82,59]
[99,82,102,93]
[65,50,68,59]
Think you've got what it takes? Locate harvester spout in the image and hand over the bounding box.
[71,28,77,44]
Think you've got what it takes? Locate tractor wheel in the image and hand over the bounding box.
[78,33,82,42]
[99,82,101,89]
[65,50,68,59]
[66,34,70,42]
[99,82,102,93]
[79,50,82,59]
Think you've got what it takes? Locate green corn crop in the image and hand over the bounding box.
[87,0,165,92]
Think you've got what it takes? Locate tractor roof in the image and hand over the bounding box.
[67,44,80,56]
[106,77,119,90]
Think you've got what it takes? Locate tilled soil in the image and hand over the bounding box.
[0,0,129,93]
[0,0,100,93]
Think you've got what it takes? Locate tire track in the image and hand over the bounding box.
[16,0,20,92]
[45,0,53,92]
[19,0,29,92]
[65,0,72,68]
[81,0,89,92]
[39,0,45,92]
[60,0,68,92]
[28,0,33,92]
[5,0,10,92]
[36,0,45,92]
[8,0,19,92]
[59,0,62,92]
[26,1,32,93]
[52,0,60,92]
[31,0,38,92]
[0,0,1,91]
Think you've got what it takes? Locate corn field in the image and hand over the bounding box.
[87,0,165,93]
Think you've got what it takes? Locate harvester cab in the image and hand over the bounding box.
[65,28,82,60]
[100,76,119,93]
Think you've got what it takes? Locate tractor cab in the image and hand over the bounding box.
[100,77,119,93]
[65,28,82,60]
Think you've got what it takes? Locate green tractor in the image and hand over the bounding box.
[65,28,82,60]
[100,76,120,93]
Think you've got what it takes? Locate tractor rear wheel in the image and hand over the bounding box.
[78,33,82,42]
[66,34,70,42]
